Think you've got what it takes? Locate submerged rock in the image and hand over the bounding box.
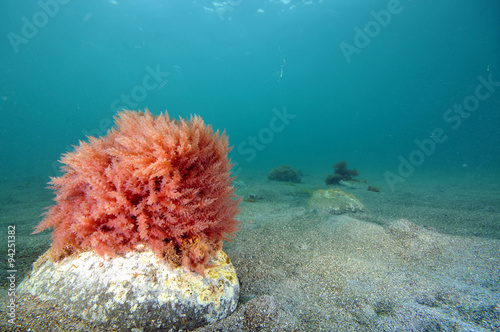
[268,165,302,183]
[307,188,364,214]
[18,248,239,331]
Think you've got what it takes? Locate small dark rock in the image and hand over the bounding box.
[268,165,301,183]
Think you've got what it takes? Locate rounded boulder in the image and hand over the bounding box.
[18,248,239,331]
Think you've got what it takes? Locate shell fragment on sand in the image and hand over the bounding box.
[18,249,239,331]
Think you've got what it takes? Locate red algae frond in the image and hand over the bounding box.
[34,109,240,273]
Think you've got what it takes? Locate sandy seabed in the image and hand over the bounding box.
[0,172,499,332]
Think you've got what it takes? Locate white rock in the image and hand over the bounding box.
[18,248,239,331]
[307,188,364,214]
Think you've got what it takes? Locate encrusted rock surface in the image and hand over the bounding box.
[307,188,364,214]
[18,248,239,331]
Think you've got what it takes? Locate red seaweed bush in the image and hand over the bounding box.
[34,110,240,274]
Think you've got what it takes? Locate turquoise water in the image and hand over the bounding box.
[1,0,499,189]
[1,2,500,330]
